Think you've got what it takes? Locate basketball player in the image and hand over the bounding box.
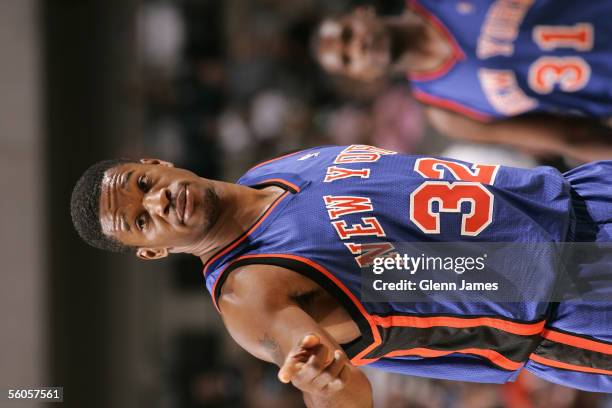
[314,2,612,162]
[71,145,612,406]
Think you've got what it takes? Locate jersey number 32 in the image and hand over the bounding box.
[409,158,499,237]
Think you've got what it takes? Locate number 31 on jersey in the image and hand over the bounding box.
[409,158,499,237]
[529,23,594,94]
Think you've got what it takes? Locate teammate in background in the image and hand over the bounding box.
[314,2,612,162]
[71,145,612,407]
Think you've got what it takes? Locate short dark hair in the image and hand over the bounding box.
[70,158,136,253]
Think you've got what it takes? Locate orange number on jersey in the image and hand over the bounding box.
[528,57,591,95]
[414,158,499,184]
[410,158,498,236]
[533,23,594,51]
[410,182,494,236]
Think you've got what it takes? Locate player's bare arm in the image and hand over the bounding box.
[426,107,612,162]
[218,264,373,408]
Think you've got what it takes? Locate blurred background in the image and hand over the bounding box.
[0,0,609,407]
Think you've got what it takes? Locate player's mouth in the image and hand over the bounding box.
[184,184,193,223]
[176,184,187,224]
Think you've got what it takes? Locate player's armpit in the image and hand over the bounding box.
[426,107,612,162]
[217,264,373,407]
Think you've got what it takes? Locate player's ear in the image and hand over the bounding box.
[136,247,169,260]
[139,158,174,168]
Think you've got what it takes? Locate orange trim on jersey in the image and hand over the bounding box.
[209,253,383,365]
[541,329,612,355]
[529,353,612,376]
[412,88,493,122]
[202,191,290,276]
[248,150,308,172]
[371,315,545,336]
[385,347,524,371]
[257,178,301,193]
[407,0,465,81]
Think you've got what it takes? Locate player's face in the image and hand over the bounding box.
[317,8,391,81]
[98,160,219,257]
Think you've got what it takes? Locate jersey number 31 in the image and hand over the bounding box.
[409,158,499,237]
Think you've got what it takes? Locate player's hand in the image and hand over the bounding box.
[278,333,370,402]
[278,334,341,392]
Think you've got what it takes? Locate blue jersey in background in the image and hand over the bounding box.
[408,0,612,121]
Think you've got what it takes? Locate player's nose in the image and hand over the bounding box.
[143,188,171,217]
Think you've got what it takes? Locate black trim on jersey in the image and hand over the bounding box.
[252,180,298,194]
[534,339,612,372]
[212,256,375,360]
[366,326,541,370]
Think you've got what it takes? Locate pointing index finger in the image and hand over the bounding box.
[277,334,322,383]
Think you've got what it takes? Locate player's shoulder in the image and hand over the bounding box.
[236,146,346,186]
[245,146,340,172]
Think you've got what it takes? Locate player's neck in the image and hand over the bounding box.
[386,12,453,76]
[182,182,284,261]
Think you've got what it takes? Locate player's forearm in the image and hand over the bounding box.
[507,115,612,159]
[428,107,565,150]
[303,364,373,408]
[555,118,612,161]
[499,116,612,162]
[426,107,612,162]
[562,145,612,162]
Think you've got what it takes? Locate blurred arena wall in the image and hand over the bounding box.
[43,0,146,407]
[0,0,45,405]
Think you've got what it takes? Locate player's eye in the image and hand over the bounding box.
[341,26,353,43]
[136,213,149,231]
[137,175,150,192]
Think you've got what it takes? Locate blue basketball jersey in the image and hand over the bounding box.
[408,0,612,120]
[204,145,579,385]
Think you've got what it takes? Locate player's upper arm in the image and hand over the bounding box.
[217,264,343,366]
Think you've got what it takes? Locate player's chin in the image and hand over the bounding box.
[199,188,221,233]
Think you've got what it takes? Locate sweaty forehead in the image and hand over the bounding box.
[99,163,133,203]
[98,163,138,236]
